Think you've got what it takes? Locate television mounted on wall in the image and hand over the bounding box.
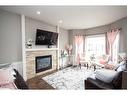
[35,29,58,46]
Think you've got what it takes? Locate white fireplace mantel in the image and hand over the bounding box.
[25,48,58,51]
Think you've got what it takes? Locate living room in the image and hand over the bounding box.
[0,6,127,90]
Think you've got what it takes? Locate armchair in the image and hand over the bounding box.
[79,53,89,68]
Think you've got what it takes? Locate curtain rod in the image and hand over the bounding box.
[110,27,122,31]
[74,28,122,36]
[75,33,105,36]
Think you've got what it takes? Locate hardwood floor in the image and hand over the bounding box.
[26,70,57,89]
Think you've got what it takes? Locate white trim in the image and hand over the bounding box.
[25,48,58,51]
[85,34,106,56]
[56,25,60,70]
[21,15,27,80]
[85,34,105,38]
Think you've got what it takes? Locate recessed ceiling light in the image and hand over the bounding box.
[59,20,63,24]
[36,11,41,15]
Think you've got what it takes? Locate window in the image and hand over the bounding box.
[85,34,106,57]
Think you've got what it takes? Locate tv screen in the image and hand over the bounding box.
[35,29,58,45]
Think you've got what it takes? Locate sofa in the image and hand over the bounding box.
[0,63,29,89]
[85,53,127,89]
[85,64,127,89]
[85,71,123,89]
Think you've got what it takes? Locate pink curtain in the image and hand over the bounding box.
[106,28,120,60]
[74,35,84,64]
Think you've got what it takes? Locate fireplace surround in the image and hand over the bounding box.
[26,50,57,79]
[36,55,52,73]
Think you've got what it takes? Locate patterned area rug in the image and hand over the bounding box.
[42,66,95,90]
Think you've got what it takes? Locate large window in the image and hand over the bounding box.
[84,33,119,63]
[85,34,106,57]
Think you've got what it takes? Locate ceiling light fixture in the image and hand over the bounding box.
[59,20,63,24]
[36,11,41,15]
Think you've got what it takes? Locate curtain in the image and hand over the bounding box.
[105,33,110,55]
[74,35,84,64]
[106,28,120,61]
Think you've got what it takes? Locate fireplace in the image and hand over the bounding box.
[35,55,52,73]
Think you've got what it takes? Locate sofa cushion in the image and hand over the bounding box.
[95,69,119,83]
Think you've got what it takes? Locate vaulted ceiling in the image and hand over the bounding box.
[1,6,127,29]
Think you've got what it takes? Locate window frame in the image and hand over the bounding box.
[85,34,106,57]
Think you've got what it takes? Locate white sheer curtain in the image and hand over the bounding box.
[74,35,84,65]
[106,28,120,63]
[112,33,119,63]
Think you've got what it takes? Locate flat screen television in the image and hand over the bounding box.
[35,29,58,45]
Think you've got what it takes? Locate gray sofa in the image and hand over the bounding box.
[85,71,123,89]
[85,62,127,89]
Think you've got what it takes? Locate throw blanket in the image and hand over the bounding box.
[0,82,17,89]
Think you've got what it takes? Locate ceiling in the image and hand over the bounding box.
[1,6,127,30]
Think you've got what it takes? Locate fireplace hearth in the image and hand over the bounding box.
[35,55,52,73]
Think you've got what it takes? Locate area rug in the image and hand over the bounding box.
[42,66,95,90]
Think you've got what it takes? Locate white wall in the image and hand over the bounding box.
[0,9,22,64]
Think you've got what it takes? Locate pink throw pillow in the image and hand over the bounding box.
[99,59,107,64]
[0,69,14,85]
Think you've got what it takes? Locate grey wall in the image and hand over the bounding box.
[68,29,86,54]
[110,17,127,53]
[0,9,22,64]
[59,28,69,50]
[1,8,127,63]
[85,25,110,35]
[25,17,57,48]
[69,17,127,53]
[25,17,69,50]
[0,10,69,75]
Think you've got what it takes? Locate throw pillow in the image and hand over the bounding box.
[99,58,107,65]
[95,69,119,83]
[118,53,127,63]
[0,63,16,76]
[116,61,127,72]
[0,69,15,85]
[104,64,116,70]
